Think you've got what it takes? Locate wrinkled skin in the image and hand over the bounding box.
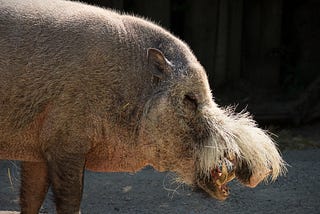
[0,0,286,213]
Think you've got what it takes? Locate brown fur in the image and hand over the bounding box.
[0,0,286,213]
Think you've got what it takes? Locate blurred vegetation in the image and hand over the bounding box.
[276,130,320,151]
[266,123,320,151]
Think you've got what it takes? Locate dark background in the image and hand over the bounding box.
[80,0,320,125]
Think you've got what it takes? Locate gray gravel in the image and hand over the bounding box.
[1,149,320,214]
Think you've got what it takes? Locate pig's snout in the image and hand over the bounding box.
[193,105,286,199]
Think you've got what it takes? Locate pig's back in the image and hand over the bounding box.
[0,0,126,73]
[0,0,134,128]
[0,0,195,130]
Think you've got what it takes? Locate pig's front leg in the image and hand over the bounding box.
[45,147,86,214]
[20,161,50,214]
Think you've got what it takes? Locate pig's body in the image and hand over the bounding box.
[0,0,286,213]
[0,0,194,171]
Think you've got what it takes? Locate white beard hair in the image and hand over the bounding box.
[197,104,287,181]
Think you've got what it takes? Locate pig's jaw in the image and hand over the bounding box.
[195,157,236,200]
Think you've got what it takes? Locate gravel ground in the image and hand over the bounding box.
[1,148,320,214]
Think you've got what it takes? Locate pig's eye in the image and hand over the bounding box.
[183,94,198,111]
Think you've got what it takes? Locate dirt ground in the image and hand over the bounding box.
[1,123,320,214]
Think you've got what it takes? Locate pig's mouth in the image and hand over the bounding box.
[197,157,236,201]
[196,156,269,200]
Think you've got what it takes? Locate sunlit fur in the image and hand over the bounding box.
[197,103,287,182]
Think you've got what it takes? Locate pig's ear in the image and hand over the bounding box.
[147,48,173,80]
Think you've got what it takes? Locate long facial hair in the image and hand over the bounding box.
[195,104,287,181]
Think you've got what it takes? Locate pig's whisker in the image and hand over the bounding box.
[162,173,183,199]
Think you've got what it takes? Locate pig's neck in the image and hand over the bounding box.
[85,126,158,173]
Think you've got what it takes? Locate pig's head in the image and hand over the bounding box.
[139,47,286,200]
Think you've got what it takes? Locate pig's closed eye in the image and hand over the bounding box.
[183,94,198,111]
